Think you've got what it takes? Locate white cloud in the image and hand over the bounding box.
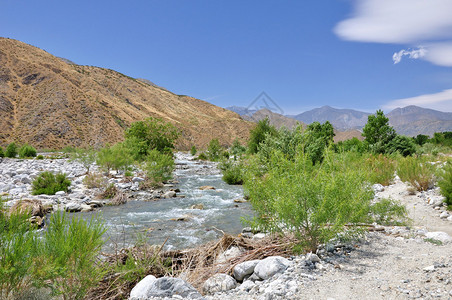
[334,0,452,44]
[393,47,427,64]
[423,42,452,66]
[383,89,452,112]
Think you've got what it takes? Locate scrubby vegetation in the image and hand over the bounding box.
[438,161,452,209]
[5,142,17,158]
[18,143,37,158]
[32,171,71,195]
[0,199,106,300]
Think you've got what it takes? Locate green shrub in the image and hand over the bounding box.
[143,149,174,185]
[0,198,38,299]
[36,154,44,160]
[397,156,435,191]
[5,142,17,158]
[387,135,416,157]
[124,117,180,161]
[220,160,245,185]
[197,152,208,160]
[335,137,367,153]
[32,171,71,195]
[36,212,106,300]
[190,145,197,156]
[207,138,222,161]
[19,143,37,158]
[369,198,408,226]
[362,110,396,154]
[230,138,246,157]
[364,154,396,186]
[438,161,452,209]
[244,150,373,252]
[70,147,96,174]
[0,146,4,158]
[97,143,133,175]
[248,118,277,154]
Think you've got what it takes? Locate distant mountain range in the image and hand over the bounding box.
[226,105,452,137]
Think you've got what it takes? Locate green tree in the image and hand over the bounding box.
[413,134,429,146]
[207,138,222,161]
[230,138,246,158]
[248,118,277,154]
[70,147,97,174]
[388,135,416,157]
[362,110,396,154]
[125,117,179,160]
[304,121,335,164]
[144,149,174,185]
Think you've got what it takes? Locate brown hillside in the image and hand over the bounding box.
[0,38,252,150]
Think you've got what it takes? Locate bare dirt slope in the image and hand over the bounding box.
[0,37,252,150]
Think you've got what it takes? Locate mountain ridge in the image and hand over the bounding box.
[0,37,252,150]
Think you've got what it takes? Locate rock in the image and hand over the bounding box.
[65,202,82,212]
[216,246,243,264]
[306,252,321,263]
[233,260,261,282]
[199,186,215,190]
[234,198,247,203]
[163,191,176,198]
[439,211,449,219]
[254,256,292,280]
[425,231,452,244]
[132,177,145,183]
[423,265,435,272]
[80,204,93,212]
[129,275,157,300]
[10,199,45,217]
[237,279,256,292]
[144,277,204,299]
[87,200,103,208]
[190,204,204,210]
[448,215,452,221]
[253,233,267,240]
[55,191,66,196]
[170,214,192,222]
[202,273,237,294]
[372,184,385,192]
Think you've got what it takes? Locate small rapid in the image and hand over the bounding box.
[86,153,252,251]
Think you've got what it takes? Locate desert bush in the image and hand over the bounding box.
[36,154,44,160]
[220,160,245,185]
[335,137,367,153]
[36,212,106,300]
[32,171,71,195]
[248,118,277,154]
[83,172,106,189]
[197,152,208,160]
[143,149,174,185]
[230,138,246,157]
[97,143,133,175]
[207,138,222,161]
[99,183,118,199]
[369,198,408,226]
[244,150,373,252]
[18,143,37,158]
[364,154,396,186]
[257,126,303,162]
[70,147,96,174]
[0,146,4,158]
[0,198,38,299]
[387,135,416,157]
[437,161,452,209]
[5,142,17,158]
[397,156,435,191]
[125,117,180,160]
[190,145,197,156]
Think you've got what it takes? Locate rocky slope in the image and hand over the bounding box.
[0,38,252,150]
[242,108,305,130]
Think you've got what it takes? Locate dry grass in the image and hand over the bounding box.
[0,37,252,150]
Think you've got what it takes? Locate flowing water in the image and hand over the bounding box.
[85,153,253,251]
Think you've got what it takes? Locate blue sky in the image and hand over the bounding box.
[1,0,452,114]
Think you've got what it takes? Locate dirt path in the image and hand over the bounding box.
[377,179,452,236]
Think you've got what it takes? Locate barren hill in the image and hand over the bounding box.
[243,108,305,130]
[0,38,252,150]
